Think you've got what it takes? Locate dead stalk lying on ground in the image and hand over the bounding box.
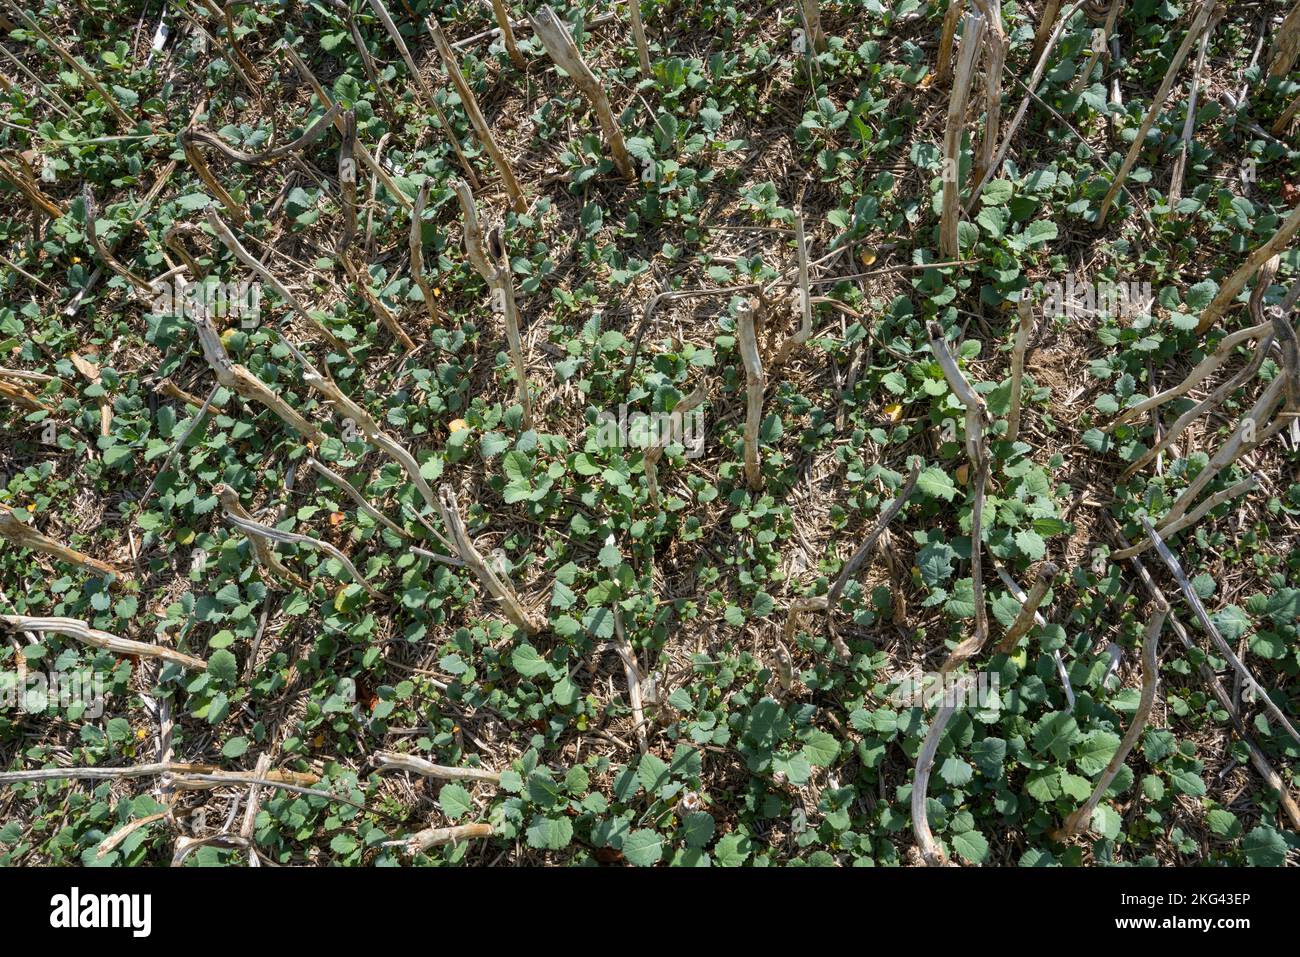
[1141,517,1300,747]
[307,456,409,538]
[455,180,533,426]
[336,109,358,258]
[928,321,990,660]
[530,5,635,179]
[388,822,493,853]
[279,42,413,210]
[341,253,416,352]
[1097,0,1219,227]
[373,751,501,784]
[1111,473,1260,560]
[0,507,128,584]
[992,559,1075,709]
[428,18,526,213]
[1053,601,1168,841]
[436,484,542,634]
[82,185,157,295]
[1196,202,1300,334]
[1111,522,1300,830]
[940,11,985,259]
[216,484,384,599]
[0,615,207,671]
[828,457,923,606]
[0,761,318,787]
[205,208,350,354]
[737,299,765,490]
[190,308,324,442]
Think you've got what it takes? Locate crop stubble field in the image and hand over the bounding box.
[0,0,1298,867]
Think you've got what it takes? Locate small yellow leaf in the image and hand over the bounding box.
[884,402,904,423]
[956,464,969,486]
[448,418,468,433]
[859,249,877,267]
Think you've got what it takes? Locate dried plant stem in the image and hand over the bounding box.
[182,130,245,226]
[530,5,635,179]
[1119,329,1274,480]
[0,378,50,410]
[627,0,652,77]
[828,457,923,606]
[341,253,416,352]
[912,673,974,866]
[771,211,814,367]
[0,762,317,787]
[1006,292,1034,443]
[190,310,324,442]
[0,155,64,219]
[374,751,501,784]
[1096,1,1220,227]
[1114,532,1300,831]
[1111,473,1260,560]
[1156,374,1286,530]
[1141,517,1300,747]
[336,109,358,258]
[0,507,127,584]
[185,104,341,166]
[409,181,443,325]
[428,18,526,213]
[970,0,1007,189]
[992,558,1075,709]
[216,484,383,599]
[307,457,408,539]
[940,12,985,259]
[4,3,133,127]
[82,184,156,295]
[643,383,707,507]
[454,180,533,426]
[1196,203,1300,335]
[1268,1,1300,78]
[392,822,493,853]
[490,0,526,69]
[800,0,826,54]
[277,340,447,535]
[967,0,1087,209]
[363,0,480,189]
[928,321,990,659]
[1070,0,1122,97]
[1272,89,1300,135]
[613,607,649,753]
[1168,7,1213,206]
[737,300,765,490]
[205,208,348,354]
[934,0,966,86]
[436,484,542,634]
[0,615,206,670]
[994,562,1059,654]
[1109,320,1272,431]
[1029,0,1064,64]
[1053,602,1168,841]
[214,485,309,590]
[279,42,414,211]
